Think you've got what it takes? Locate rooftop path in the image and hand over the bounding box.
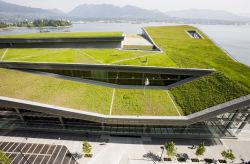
[122,34,154,50]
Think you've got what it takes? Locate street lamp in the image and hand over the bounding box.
[160,146,164,161]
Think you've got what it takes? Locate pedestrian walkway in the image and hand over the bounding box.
[0,141,78,164]
[123,35,154,50]
[1,130,250,164]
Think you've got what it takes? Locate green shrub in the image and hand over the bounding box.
[165,141,177,158]
[82,140,92,155]
[196,143,206,157]
[0,22,8,28]
[221,149,235,161]
[0,150,11,164]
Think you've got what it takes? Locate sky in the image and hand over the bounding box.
[3,0,250,14]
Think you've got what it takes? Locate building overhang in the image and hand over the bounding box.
[0,62,214,75]
[0,62,215,89]
[0,36,124,48]
[0,94,249,126]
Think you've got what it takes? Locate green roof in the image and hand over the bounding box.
[0,68,181,116]
[2,48,177,67]
[0,32,123,38]
[0,25,249,116]
[145,25,250,115]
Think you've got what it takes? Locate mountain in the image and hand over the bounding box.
[0,0,48,13]
[165,9,250,21]
[0,0,66,21]
[0,0,248,24]
[48,9,65,15]
[239,13,250,19]
[69,4,167,20]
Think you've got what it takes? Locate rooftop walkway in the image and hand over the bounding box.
[122,34,154,50]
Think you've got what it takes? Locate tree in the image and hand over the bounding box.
[33,19,72,27]
[165,141,177,158]
[82,140,92,155]
[0,150,11,164]
[0,22,8,28]
[221,149,235,162]
[196,143,206,157]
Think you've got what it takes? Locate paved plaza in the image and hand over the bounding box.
[0,141,78,164]
[0,130,249,164]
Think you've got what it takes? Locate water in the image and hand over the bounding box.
[0,22,168,35]
[196,25,250,66]
[0,22,249,66]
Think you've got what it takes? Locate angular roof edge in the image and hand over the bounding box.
[0,61,215,76]
[0,94,249,126]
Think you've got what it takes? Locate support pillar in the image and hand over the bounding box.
[237,113,250,133]
[15,108,25,121]
[101,123,105,131]
[143,125,147,134]
[115,72,119,84]
[182,126,189,133]
[70,70,74,77]
[58,116,65,128]
[226,110,240,129]
[142,73,145,86]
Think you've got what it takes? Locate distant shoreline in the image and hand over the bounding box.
[0,26,72,31]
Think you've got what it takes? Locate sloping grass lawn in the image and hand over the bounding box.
[0,32,123,38]
[3,48,176,67]
[4,49,99,64]
[0,49,6,59]
[0,68,182,116]
[115,53,177,67]
[171,73,249,115]
[0,68,113,114]
[80,49,164,64]
[145,25,250,114]
[2,25,249,116]
[112,89,182,116]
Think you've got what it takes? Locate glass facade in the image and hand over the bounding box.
[29,69,191,87]
[0,106,249,138]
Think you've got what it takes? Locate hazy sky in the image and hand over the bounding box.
[3,0,250,13]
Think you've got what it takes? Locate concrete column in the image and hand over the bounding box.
[238,113,250,131]
[226,110,240,129]
[143,125,147,134]
[58,116,65,128]
[101,123,105,131]
[70,70,74,77]
[182,126,189,133]
[15,108,25,121]
[142,73,145,86]
[115,72,119,84]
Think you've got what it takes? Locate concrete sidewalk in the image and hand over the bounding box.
[0,130,249,164]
